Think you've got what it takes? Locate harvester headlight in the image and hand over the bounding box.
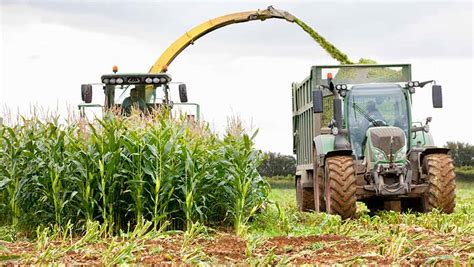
[102,78,109,84]
[408,81,414,87]
[145,77,153,84]
[109,78,116,84]
[340,90,347,97]
[394,148,407,161]
[413,81,420,87]
[409,87,416,94]
[372,148,386,162]
[331,127,339,135]
[153,77,160,83]
[116,78,124,84]
[160,77,167,83]
[336,84,342,90]
[341,84,347,90]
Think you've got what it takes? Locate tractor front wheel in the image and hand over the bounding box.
[324,156,357,219]
[422,154,456,213]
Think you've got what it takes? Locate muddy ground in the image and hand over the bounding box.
[1,231,472,265]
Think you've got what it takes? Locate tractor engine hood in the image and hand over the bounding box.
[368,127,406,161]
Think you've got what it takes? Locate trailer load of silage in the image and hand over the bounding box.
[333,59,407,84]
[0,112,268,234]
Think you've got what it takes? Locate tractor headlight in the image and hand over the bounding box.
[336,84,342,90]
[394,148,407,161]
[116,78,124,84]
[372,148,386,162]
[341,84,347,90]
[340,89,347,97]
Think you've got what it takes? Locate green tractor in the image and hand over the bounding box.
[292,64,455,218]
[79,66,200,119]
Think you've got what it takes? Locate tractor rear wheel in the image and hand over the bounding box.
[324,156,357,219]
[296,176,315,212]
[422,154,456,213]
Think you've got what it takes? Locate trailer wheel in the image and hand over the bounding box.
[422,154,456,213]
[324,156,357,219]
[314,166,326,212]
[296,176,315,212]
[312,147,325,212]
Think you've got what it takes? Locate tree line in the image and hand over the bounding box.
[446,142,474,167]
[259,142,473,178]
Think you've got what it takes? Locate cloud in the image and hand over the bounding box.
[2,1,472,59]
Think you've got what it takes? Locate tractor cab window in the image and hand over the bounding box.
[346,84,409,159]
[111,84,167,106]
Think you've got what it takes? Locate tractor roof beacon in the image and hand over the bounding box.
[293,64,455,219]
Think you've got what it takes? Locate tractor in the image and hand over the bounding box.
[292,64,455,218]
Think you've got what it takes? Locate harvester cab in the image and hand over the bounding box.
[79,66,200,120]
[293,64,455,218]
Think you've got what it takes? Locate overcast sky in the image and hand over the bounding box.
[1,0,473,154]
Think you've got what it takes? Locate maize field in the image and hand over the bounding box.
[0,14,473,266]
[0,111,268,236]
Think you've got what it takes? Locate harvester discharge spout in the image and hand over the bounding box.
[254,6,296,22]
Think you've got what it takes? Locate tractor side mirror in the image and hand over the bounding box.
[312,90,323,113]
[179,84,188,103]
[432,85,443,108]
[81,84,93,103]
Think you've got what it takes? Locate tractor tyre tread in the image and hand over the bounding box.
[326,156,357,219]
[423,154,456,213]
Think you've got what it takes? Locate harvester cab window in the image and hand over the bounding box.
[112,84,169,105]
[347,84,409,159]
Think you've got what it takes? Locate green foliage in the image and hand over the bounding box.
[258,152,296,178]
[0,112,268,234]
[456,166,474,181]
[446,142,474,167]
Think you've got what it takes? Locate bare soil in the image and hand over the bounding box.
[1,231,472,265]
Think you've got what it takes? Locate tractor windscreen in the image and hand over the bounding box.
[346,84,409,159]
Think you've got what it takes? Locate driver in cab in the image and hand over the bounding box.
[366,101,384,122]
[122,88,147,115]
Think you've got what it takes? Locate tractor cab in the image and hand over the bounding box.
[346,84,410,161]
[79,67,199,120]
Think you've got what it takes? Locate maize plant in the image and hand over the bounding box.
[0,112,268,235]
